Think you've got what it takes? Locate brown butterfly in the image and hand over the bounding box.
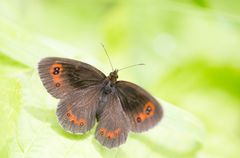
[38,56,163,148]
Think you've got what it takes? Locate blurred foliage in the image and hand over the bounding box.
[0,0,240,158]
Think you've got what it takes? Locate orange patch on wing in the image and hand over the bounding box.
[66,110,86,126]
[49,63,63,87]
[139,113,147,120]
[136,101,155,123]
[99,128,107,136]
[99,128,121,139]
[107,132,114,139]
[114,128,121,137]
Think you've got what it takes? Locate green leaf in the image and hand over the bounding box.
[7,71,204,158]
[0,54,25,157]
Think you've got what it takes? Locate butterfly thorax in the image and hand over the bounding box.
[108,70,118,83]
[102,70,118,95]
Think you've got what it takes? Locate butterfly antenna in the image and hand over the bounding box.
[101,43,114,71]
[118,63,145,71]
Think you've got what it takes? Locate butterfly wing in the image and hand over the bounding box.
[95,92,130,148]
[116,81,163,133]
[38,57,106,98]
[56,84,103,134]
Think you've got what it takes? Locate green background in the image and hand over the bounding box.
[0,0,239,158]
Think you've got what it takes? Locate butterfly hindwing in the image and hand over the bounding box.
[38,57,106,98]
[95,92,130,148]
[56,85,103,134]
[116,81,163,133]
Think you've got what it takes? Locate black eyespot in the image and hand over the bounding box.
[53,67,60,75]
[53,71,59,75]
[79,122,84,126]
[66,112,70,117]
[136,117,142,123]
[55,83,61,87]
[54,67,60,71]
[145,106,152,115]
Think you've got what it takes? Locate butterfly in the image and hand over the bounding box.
[38,57,163,148]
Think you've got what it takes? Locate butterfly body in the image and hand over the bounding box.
[38,57,163,148]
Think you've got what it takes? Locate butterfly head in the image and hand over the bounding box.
[108,70,118,83]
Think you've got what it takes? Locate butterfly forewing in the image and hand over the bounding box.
[116,81,163,132]
[38,57,106,98]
